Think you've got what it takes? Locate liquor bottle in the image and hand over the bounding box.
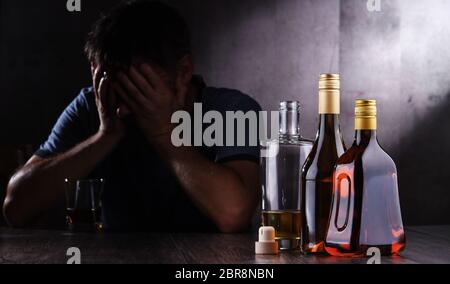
[301,74,346,254]
[261,101,313,250]
[325,100,406,256]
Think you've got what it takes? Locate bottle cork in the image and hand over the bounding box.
[255,226,279,255]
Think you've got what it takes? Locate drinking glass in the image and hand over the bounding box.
[64,179,104,232]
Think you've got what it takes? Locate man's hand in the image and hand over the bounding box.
[4,66,133,227]
[112,63,188,141]
[92,67,127,140]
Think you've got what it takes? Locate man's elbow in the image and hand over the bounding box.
[216,205,253,234]
[3,195,27,228]
[3,174,30,228]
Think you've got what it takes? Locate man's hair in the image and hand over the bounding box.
[84,0,191,71]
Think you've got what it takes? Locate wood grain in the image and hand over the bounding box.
[0,226,449,264]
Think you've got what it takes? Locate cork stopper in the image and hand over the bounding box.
[255,226,279,255]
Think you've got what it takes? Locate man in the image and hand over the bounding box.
[3,0,260,232]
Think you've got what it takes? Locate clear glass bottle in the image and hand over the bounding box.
[261,101,313,250]
[325,100,406,256]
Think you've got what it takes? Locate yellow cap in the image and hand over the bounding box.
[318,74,340,114]
[319,74,340,90]
[355,99,377,130]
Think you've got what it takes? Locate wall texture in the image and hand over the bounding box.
[167,0,340,139]
[339,0,450,225]
[0,0,449,225]
[397,0,450,224]
[0,0,122,146]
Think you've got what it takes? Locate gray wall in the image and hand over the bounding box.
[0,0,449,225]
[340,0,450,225]
[0,0,122,146]
[167,0,339,138]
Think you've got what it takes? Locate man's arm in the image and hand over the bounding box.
[3,131,121,227]
[114,61,260,233]
[4,69,125,227]
[152,135,259,233]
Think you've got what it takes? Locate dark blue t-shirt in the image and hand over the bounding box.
[36,78,261,232]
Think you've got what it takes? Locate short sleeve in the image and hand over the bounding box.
[212,90,262,164]
[35,89,94,158]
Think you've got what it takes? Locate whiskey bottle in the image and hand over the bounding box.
[261,101,313,250]
[301,74,346,254]
[325,100,406,256]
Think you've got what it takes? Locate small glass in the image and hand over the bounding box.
[64,179,105,232]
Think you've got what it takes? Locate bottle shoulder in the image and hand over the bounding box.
[335,140,397,173]
[361,141,397,171]
[335,144,362,165]
[302,137,346,179]
[262,136,314,147]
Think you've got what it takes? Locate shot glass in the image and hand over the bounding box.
[64,178,104,232]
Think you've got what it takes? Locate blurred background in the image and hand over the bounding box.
[0,0,449,226]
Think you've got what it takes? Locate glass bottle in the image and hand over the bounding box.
[261,101,313,250]
[301,74,346,254]
[325,99,406,256]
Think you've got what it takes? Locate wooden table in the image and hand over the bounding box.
[0,226,449,264]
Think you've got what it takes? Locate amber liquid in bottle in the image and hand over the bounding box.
[261,101,313,250]
[301,74,346,254]
[262,210,301,244]
[325,100,406,256]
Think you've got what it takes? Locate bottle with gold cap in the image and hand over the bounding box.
[324,99,406,256]
[300,74,346,254]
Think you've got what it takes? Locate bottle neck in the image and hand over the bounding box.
[355,129,377,145]
[318,114,342,137]
[279,109,300,139]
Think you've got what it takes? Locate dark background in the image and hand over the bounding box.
[0,0,449,226]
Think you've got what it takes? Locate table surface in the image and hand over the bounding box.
[1,226,449,264]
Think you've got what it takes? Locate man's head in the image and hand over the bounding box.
[85,0,192,81]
